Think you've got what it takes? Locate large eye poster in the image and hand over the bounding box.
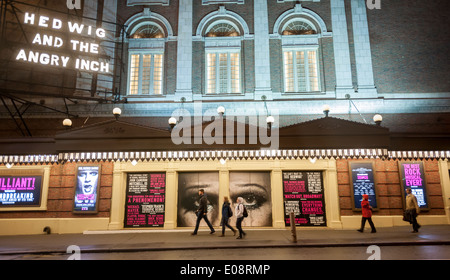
[177,172,220,227]
[229,172,272,227]
[177,171,273,227]
[283,171,326,227]
[124,172,166,227]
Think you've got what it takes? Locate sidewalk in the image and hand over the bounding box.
[1,225,449,255]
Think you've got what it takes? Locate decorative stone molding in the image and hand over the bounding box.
[127,0,169,6]
[3,150,450,165]
[202,0,244,4]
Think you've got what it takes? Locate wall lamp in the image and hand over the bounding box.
[168,117,177,131]
[373,114,383,126]
[62,118,72,129]
[323,104,330,117]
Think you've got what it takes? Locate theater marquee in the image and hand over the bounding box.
[15,12,110,73]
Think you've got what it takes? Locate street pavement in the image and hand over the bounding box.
[0,225,449,256]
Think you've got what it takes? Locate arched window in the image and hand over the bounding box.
[282,20,317,36]
[205,22,239,37]
[281,19,320,93]
[131,23,164,39]
[127,22,165,95]
[204,20,241,94]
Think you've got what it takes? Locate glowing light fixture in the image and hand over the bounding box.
[323,104,330,117]
[168,117,177,130]
[63,118,72,128]
[373,114,382,126]
[217,106,225,116]
[113,107,122,120]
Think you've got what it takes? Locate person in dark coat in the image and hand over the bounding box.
[404,188,421,233]
[191,189,215,235]
[219,197,236,237]
[357,194,376,233]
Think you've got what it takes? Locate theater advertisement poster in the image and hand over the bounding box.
[177,171,272,227]
[125,172,166,227]
[229,172,272,227]
[399,161,429,211]
[177,172,220,227]
[349,161,378,211]
[283,171,326,227]
[0,175,43,207]
[73,165,100,213]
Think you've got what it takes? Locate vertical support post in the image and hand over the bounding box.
[253,0,272,100]
[175,0,193,101]
[350,0,377,97]
[330,0,354,99]
[290,212,297,243]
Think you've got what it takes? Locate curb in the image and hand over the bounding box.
[1,240,449,256]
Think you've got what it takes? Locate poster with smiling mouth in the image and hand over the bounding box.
[73,165,100,213]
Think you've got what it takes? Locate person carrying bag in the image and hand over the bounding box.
[235,197,247,239]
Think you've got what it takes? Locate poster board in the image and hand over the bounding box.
[349,161,379,211]
[177,172,220,227]
[73,165,101,213]
[398,161,429,211]
[124,172,166,227]
[0,175,43,207]
[282,171,326,227]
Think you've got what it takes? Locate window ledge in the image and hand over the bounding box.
[126,95,167,102]
[282,91,323,95]
[202,93,244,96]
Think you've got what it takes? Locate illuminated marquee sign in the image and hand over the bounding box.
[349,161,378,211]
[399,161,429,211]
[73,166,101,213]
[15,12,110,73]
[0,175,43,207]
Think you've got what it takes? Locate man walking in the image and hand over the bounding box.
[191,189,215,235]
[404,188,421,233]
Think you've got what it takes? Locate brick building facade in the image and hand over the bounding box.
[0,0,449,234]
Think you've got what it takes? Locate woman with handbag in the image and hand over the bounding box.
[357,194,377,233]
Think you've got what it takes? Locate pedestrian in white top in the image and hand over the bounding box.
[235,197,246,239]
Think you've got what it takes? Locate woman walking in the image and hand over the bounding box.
[235,197,247,239]
[219,197,236,237]
[357,194,376,233]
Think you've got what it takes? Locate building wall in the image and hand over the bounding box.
[0,162,113,234]
[367,0,450,93]
[1,157,448,235]
[337,158,445,216]
[1,0,450,124]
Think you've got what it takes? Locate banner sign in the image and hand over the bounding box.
[399,161,429,210]
[283,171,326,227]
[125,172,166,227]
[0,175,42,207]
[349,161,378,210]
[15,12,110,73]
